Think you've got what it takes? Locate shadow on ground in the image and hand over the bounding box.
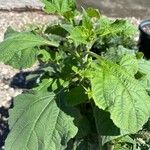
[0,107,9,150]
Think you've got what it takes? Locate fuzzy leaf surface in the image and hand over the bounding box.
[139,74,150,93]
[69,26,89,44]
[138,59,150,92]
[138,59,150,74]
[97,19,136,37]
[119,54,138,75]
[5,91,78,150]
[0,32,59,69]
[43,0,76,14]
[90,59,150,133]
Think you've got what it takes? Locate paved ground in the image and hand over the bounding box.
[78,0,150,18]
[0,0,150,18]
[0,0,42,10]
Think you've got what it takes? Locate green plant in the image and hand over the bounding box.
[0,0,150,149]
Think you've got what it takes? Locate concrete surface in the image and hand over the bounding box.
[77,0,150,18]
[0,0,42,10]
[0,0,150,18]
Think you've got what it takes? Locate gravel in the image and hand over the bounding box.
[0,10,141,149]
[0,0,42,10]
[0,11,58,41]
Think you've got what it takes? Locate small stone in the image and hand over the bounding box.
[4,85,9,89]
[4,101,11,108]
[14,90,22,97]
[1,101,7,107]
[2,68,8,75]
[0,83,5,87]
[6,96,12,101]
[8,88,14,95]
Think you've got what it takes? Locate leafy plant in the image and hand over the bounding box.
[0,0,150,149]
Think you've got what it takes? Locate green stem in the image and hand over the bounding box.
[46,41,59,47]
[84,51,104,62]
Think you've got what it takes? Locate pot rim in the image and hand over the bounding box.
[139,19,150,37]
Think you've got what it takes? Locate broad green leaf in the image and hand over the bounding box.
[45,24,68,37]
[4,26,18,39]
[139,74,150,92]
[119,54,138,75]
[66,86,88,106]
[97,16,112,27]
[97,19,136,37]
[5,91,78,150]
[43,0,76,14]
[95,16,112,34]
[43,0,56,13]
[82,8,93,30]
[0,32,59,69]
[82,8,100,32]
[6,47,38,69]
[138,59,150,92]
[82,8,100,30]
[61,24,74,33]
[85,8,101,19]
[110,19,136,36]
[105,46,136,63]
[69,26,90,44]
[105,46,138,75]
[90,60,150,133]
[63,10,77,20]
[38,49,51,62]
[138,59,150,74]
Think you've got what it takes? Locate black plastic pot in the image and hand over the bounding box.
[139,19,150,59]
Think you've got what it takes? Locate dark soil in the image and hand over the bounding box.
[0,107,9,150]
